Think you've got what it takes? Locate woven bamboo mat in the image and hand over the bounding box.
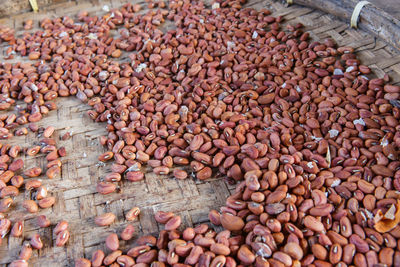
[0,0,400,266]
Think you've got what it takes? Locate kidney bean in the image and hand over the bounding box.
[121,224,135,241]
[117,255,135,266]
[220,213,244,231]
[237,245,255,265]
[54,221,68,235]
[11,221,23,237]
[379,247,394,266]
[125,207,140,221]
[106,233,119,251]
[22,200,38,213]
[30,233,43,249]
[1,1,400,266]
[366,250,378,267]
[350,234,369,253]
[56,230,70,247]
[165,216,181,231]
[103,250,122,265]
[174,169,188,180]
[75,258,91,267]
[38,196,55,209]
[182,228,195,241]
[136,249,158,264]
[304,216,325,232]
[90,250,104,267]
[312,244,328,260]
[94,213,115,226]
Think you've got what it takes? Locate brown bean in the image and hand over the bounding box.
[304,216,324,232]
[30,233,43,249]
[91,250,105,267]
[366,250,378,267]
[43,126,55,138]
[354,253,367,267]
[210,255,226,267]
[24,167,42,177]
[126,171,144,182]
[379,247,394,266]
[25,179,42,190]
[35,186,48,200]
[19,242,32,261]
[185,246,203,265]
[210,243,230,256]
[173,169,188,180]
[96,182,116,195]
[126,207,140,221]
[121,224,135,241]
[283,242,303,260]
[38,196,55,208]
[0,198,13,212]
[165,215,181,231]
[9,159,23,172]
[1,186,19,198]
[37,215,51,228]
[329,243,343,264]
[1,3,400,267]
[312,244,328,260]
[103,250,122,265]
[136,249,158,264]
[105,173,121,182]
[237,245,255,265]
[342,244,356,264]
[220,213,244,231]
[349,234,369,253]
[155,211,175,224]
[117,255,135,266]
[46,166,61,179]
[197,166,212,180]
[22,200,38,213]
[75,258,91,267]
[54,220,68,235]
[106,233,119,251]
[183,228,195,241]
[11,221,23,237]
[56,230,70,247]
[94,213,115,226]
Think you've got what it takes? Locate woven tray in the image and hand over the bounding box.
[0,0,399,266]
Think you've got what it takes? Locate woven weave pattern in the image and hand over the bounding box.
[0,0,399,266]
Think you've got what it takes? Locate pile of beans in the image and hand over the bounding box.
[0,0,400,266]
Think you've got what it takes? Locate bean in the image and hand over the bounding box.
[0,1,399,266]
[105,233,119,251]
